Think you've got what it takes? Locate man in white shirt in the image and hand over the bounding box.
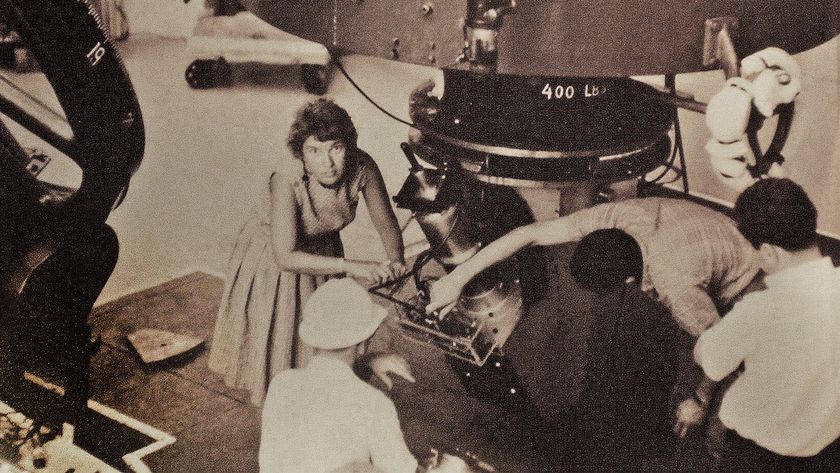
[692,178,840,471]
[259,278,420,473]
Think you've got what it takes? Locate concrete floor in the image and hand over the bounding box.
[81,271,546,472]
[87,272,261,473]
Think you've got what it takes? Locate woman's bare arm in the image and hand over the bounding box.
[268,172,384,284]
[426,217,578,314]
[361,163,405,264]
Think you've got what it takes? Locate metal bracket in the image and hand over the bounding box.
[703,17,740,78]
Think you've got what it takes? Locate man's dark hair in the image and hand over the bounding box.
[569,229,643,293]
[734,178,817,251]
[287,98,358,159]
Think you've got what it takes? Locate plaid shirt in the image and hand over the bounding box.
[566,197,759,337]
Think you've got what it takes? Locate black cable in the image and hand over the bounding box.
[329,49,689,194]
[643,75,688,188]
[644,136,681,185]
[328,49,416,128]
[666,74,690,194]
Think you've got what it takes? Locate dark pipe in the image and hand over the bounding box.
[400,142,423,171]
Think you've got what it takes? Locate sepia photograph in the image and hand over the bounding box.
[0,1,838,471]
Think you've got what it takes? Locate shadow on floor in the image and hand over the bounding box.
[85,272,547,472]
[84,266,718,472]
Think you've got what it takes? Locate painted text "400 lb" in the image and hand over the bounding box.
[541,83,607,100]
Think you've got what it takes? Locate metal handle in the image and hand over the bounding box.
[400,142,423,171]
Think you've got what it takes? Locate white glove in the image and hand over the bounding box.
[705,138,757,191]
[740,47,802,80]
[705,78,753,143]
[741,47,802,117]
[704,47,801,191]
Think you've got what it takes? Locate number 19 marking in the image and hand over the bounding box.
[87,41,106,66]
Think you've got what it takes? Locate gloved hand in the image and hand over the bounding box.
[704,47,800,190]
[705,78,753,143]
[705,138,757,191]
[741,47,802,117]
[751,67,800,117]
[751,67,799,117]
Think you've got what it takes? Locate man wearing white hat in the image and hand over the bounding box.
[258,278,421,473]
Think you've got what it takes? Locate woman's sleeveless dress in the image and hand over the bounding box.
[208,151,373,405]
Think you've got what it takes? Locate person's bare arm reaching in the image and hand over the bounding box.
[425,217,578,315]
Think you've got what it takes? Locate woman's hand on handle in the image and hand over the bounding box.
[345,259,408,285]
[386,261,408,280]
[372,260,410,284]
[344,259,386,284]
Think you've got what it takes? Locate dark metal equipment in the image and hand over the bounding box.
[235,0,840,191]
[375,59,676,363]
[0,0,144,434]
[296,0,839,369]
[241,0,837,76]
[372,154,524,366]
[408,71,674,186]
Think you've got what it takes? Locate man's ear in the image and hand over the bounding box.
[758,243,780,271]
[356,340,368,357]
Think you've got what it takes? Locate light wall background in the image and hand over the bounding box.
[122,0,208,38]
[89,5,838,303]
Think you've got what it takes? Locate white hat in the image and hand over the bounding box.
[299,278,388,350]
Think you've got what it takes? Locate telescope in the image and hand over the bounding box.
[239,0,838,365]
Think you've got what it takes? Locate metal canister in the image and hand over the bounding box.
[414,203,479,266]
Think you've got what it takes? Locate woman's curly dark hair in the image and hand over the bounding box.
[287,99,358,159]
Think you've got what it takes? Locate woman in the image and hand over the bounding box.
[209,98,406,405]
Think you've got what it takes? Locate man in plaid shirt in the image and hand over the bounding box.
[427,196,758,337]
[425,196,760,467]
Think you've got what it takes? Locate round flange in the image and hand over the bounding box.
[408,71,674,186]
